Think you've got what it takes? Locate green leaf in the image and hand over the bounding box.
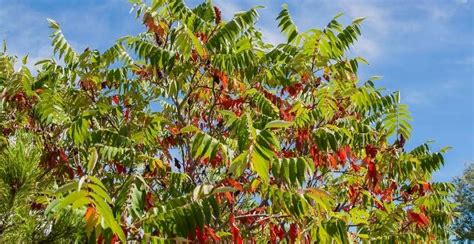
[88,183,112,203]
[265,120,293,129]
[90,192,126,242]
[251,150,270,182]
[130,183,145,217]
[180,125,200,134]
[45,190,89,214]
[87,147,99,173]
[230,150,248,177]
[185,25,206,57]
[22,55,28,65]
[276,4,299,43]
[47,18,60,29]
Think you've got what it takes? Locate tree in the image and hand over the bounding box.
[0,132,84,242]
[452,164,474,241]
[0,0,455,242]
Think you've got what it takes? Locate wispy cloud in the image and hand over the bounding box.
[0,2,52,68]
[402,80,464,106]
[213,0,245,20]
[0,0,472,180]
[0,0,140,70]
[453,56,474,65]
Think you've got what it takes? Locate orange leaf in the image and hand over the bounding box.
[224,191,235,204]
[329,154,338,169]
[85,205,99,237]
[421,181,431,194]
[167,125,180,135]
[224,178,243,191]
[301,72,310,83]
[84,206,97,222]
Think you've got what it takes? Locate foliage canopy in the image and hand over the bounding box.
[452,164,474,241]
[0,0,455,242]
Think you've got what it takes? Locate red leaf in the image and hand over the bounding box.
[282,83,303,97]
[282,150,295,158]
[269,223,278,244]
[112,95,119,105]
[289,223,299,242]
[374,199,385,210]
[279,106,295,121]
[65,166,75,179]
[110,234,119,244]
[195,32,208,43]
[408,210,430,227]
[195,227,206,244]
[218,95,244,110]
[261,89,285,107]
[212,70,228,90]
[309,146,322,167]
[205,225,220,241]
[229,214,243,244]
[269,222,286,243]
[214,6,222,24]
[191,49,199,62]
[115,163,126,174]
[145,192,154,210]
[348,184,360,206]
[362,156,371,165]
[59,149,68,163]
[223,178,243,191]
[76,165,85,177]
[97,234,104,244]
[124,109,130,121]
[365,144,377,158]
[350,162,361,172]
[381,181,397,202]
[367,160,378,186]
[296,129,309,152]
[337,147,347,163]
[209,152,223,167]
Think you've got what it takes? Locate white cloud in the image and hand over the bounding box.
[1,0,140,71]
[352,36,381,61]
[454,56,474,65]
[259,26,284,45]
[213,0,245,20]
[2,0,470,69]
[338,1,391,35]
[0,2,52,69]
[402,80,464,107]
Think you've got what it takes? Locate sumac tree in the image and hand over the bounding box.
[0,0,455,242]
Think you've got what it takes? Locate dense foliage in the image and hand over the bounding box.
[0,0,456,242]
[452,164,474,241]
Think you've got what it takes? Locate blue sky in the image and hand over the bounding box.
[1,0,472,181]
